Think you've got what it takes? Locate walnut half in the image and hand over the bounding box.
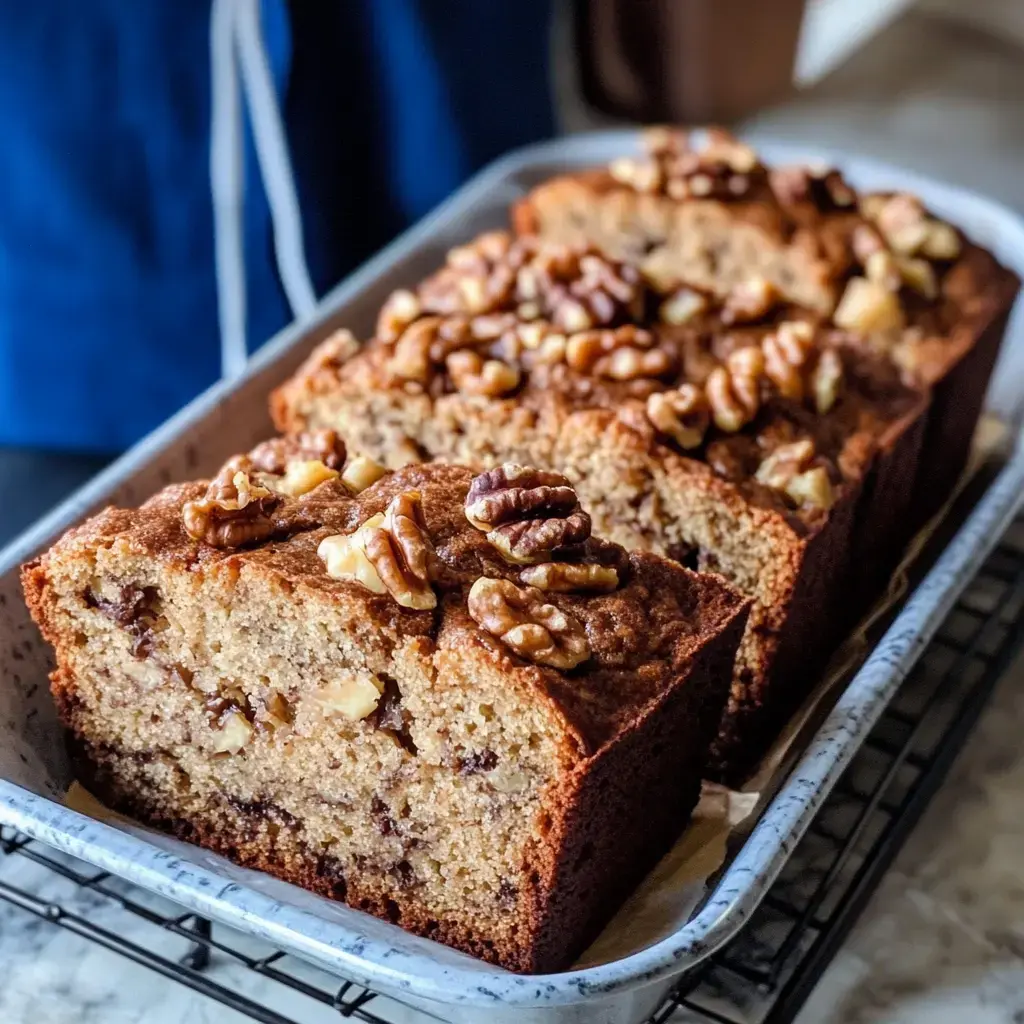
[318,491,436,609]
[182,456,280,549]
[465,465,591,564]
[468,577,590,669]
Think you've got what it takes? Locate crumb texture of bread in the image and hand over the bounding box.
[23,454,748,972]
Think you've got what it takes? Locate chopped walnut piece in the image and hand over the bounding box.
[762,321,814,401]
[660,287,709,325]
[446,349,521,396]
[833,278,905,334]
[467,577,590,669]
[862,193,962,261]
[276,460,339,497]
[646,385,710,449]
[182,457,280,549]
[250,429,348,474]
[303,330,359,376]
[376,289,423,344]
[341,455,388,493]
[722,276,779,325]
[388,316,442,383]
[565,326,673,380]
[313,673,385,721]
[613,127,763,201]
[212,710,253,755]
[755,440,835,510]
[812,349,844,414]
[769,164,857,210]
[519,562,619,593]
[465,464,591,564]
[706,347,765,432]
[318,492,436,609]
[896,257,938,299]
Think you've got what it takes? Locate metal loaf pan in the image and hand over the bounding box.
[1,132,1023,1024]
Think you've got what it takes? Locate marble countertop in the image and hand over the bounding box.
[4,9,1024,1024]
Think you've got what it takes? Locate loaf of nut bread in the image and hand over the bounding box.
[512,127,1020,532]
[270,232,928,780]
[22,433,749,973]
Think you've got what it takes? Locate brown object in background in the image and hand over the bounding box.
[574,0,809,124]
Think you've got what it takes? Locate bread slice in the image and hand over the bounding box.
[270,236,927,780]
[23,440,748,973]
[512,128,1020,529]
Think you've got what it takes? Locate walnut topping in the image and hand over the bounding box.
[833,278,906,334]
[565,326,673,380]
[706,347,765,432]
[182,457,280,549]
[812,349,844,415]
[646,384,709,449]
[861,193,961,260]
[519,562,619,593]
[446,349,521,396]
[769,164,857,210]
[467,577,590,669]
[250,429,348,474]
[856,225,939,299]
[318,492,436,609]
[388,316,442,383]
[465,464,591,564]
[303,330,360,376]
[660,287,709,325]
[376,289,423,344]
[275,460,339,497]
[755,440,835,510]
[722,276,779,325]
[341,455,387,493]
[411,233,644,331]
[612,127,764,201]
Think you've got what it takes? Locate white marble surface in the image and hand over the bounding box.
[3,9,1024,1024]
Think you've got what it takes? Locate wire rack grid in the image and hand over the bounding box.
[2,510,1023,1024]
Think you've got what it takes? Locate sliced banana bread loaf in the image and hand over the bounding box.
[512,127,1019,526]
[270,236,928,780]
[22,436,748,973]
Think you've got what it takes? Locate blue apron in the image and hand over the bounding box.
[0,0,553,453]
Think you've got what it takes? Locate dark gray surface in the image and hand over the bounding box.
[0,450,109,548]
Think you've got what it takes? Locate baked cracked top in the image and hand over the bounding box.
[37,442,748,751]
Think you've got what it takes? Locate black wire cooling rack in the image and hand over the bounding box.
[2,504,1023,1024]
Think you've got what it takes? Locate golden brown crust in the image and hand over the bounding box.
[25,452,750,973]
[25,457,747,757]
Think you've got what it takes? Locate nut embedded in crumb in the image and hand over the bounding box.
[465,465,591,564]
[467,577,590,669]
[519,562,619,593]
[212,710,253,754]
[313,673,385,721]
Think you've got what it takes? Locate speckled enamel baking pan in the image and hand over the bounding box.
[2,133,1023,1024]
